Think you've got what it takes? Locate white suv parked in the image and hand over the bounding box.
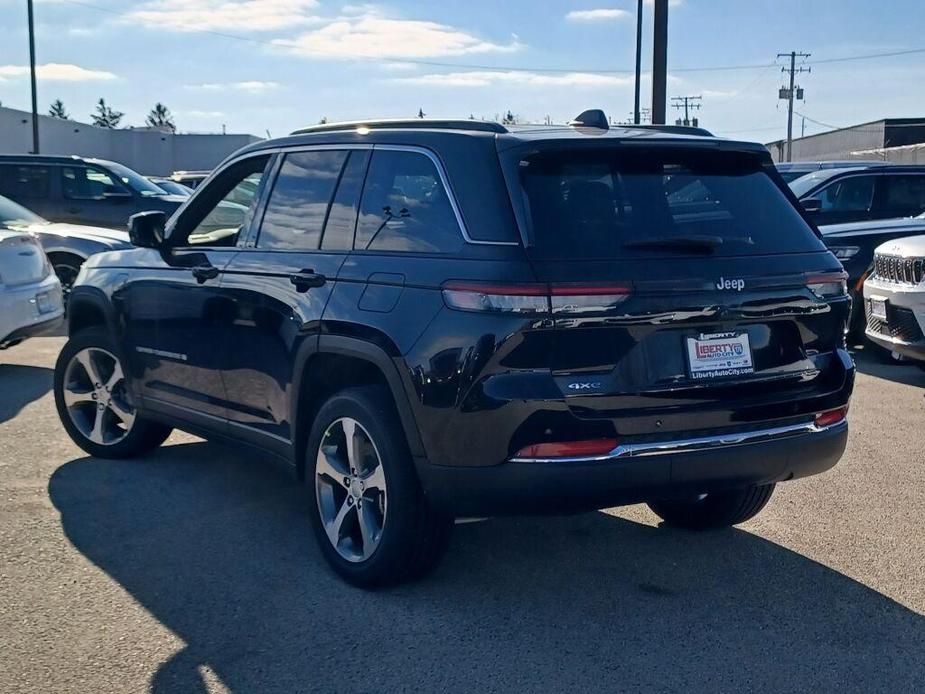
[0,229,64,349]
[863,235,925,363]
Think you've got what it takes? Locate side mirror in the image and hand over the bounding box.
[128,210,167,249]
[802,197,822,213]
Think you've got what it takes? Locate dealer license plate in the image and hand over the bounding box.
[686,331,754,380]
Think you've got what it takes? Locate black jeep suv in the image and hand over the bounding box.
[54,116,854,587]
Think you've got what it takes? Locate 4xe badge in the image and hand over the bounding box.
[716,277,745,291]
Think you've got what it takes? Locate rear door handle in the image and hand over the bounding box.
[289,269,327,292]
[192,265,220,283]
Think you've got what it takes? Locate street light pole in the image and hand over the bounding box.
[27,0,40,154]
[651,0,668,124]
[633,0,643,125]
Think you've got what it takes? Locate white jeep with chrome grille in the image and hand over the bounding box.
[863,236,925,364]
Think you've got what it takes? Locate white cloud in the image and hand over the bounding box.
[0,63,117,82]
[565,8,631,22]
[187,80,281,93]
[183,110,227,118]
[277,17,521,59]
[393,70,632,88]
[126,0,320,33]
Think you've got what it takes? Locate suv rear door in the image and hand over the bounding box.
[507,142,851,437]
[217,147,367,443]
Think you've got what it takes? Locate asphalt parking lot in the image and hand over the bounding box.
[1,336,924,693]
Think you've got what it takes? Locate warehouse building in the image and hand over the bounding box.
[766,117,925,163]
[0,106,262,176]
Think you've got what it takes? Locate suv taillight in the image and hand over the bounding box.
[806,271,848,299]
[442,281,632,315]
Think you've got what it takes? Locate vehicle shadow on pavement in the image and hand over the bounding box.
[49,442,925,694]
[0,364,53,424]
[852,346,925,387]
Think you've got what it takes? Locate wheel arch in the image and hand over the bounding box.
[67,286,118,338]
[291,335,425,480]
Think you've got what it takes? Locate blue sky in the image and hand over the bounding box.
[0,0,923,141]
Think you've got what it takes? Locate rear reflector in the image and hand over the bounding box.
[814,406,848,428]
[806,271,848,299]
[442,281,632,315]
[513,438,619,460]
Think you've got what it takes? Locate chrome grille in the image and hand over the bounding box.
[873,253,925,285]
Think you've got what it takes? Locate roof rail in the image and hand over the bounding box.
[628,124,714,137]
[291,119,508,135]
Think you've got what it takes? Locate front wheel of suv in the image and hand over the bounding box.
[647,483,775,530]
[306,385,452,588]
[54,327,172,459]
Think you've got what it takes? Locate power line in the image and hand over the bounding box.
[54,0,925,76]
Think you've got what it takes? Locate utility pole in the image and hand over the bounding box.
[27,0,40,154]
[651,0,668,124]
[633,0,643,124]
[777,51,811,162]
[671,95,702,126]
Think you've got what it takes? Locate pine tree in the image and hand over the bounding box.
[48,99,69,119]
[145,102,176,132]
[91,98,123,128]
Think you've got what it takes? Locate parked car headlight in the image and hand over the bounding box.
[830,246,860,260]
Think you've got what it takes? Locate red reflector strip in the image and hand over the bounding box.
[514,438,619,459]
[814,406,848,428]
[550,284,632,296]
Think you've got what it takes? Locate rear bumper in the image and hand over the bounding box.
[0,275,64,347]
[417,419,848,516]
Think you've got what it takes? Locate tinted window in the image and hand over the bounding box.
[61,166,128,199]
[0,164,50,199]
[816,175,875,212]
[355,150,463,253]
[180,155,270,247]
[322,150,369,251]
[520,148,824,259]
[258,151,346,251]
[879,175,925,215]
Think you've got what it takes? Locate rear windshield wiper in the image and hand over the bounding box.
[621,235,753,253]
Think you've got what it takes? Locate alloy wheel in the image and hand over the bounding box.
[315,417,388,563]
[62,347,136,445]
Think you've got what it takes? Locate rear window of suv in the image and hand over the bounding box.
[519,148,824,259]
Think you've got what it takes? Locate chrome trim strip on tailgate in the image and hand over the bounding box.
[510,419,847,463]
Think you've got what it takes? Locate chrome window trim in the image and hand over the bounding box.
[510,419,847,464]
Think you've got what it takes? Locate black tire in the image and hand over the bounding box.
[647,483,775,530]
[305,385,452,588]
[47,252,84,308]
[54,326,172,459]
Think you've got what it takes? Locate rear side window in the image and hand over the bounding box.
[520,148,825,259]
[879,175,925,216]
[258,150,347,250]
[355,150,464,254]
[322,150,369,251]
[0,164,50,199]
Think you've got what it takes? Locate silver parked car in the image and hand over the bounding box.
[0,194,131,302]
[0,227,64,349]
[863,235,925,365]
